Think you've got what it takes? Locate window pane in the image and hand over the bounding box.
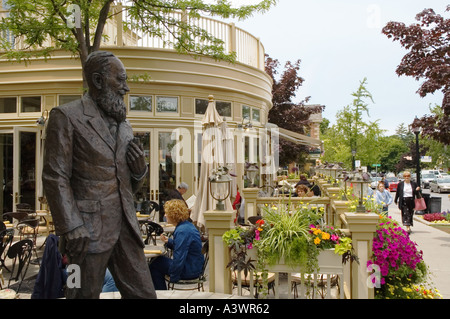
[216,101,231,117]
[59,95,81,105]
[130,95,152,112]
[252,108,260,122]
[0,97,17,113]
[156,96,178,113]
[196,99,231,117]
[21,96,41,113]
[195,99,208,115]
[242,105,250,120]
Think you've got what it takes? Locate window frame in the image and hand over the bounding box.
[129,94,154,114]
[156,95,179,116]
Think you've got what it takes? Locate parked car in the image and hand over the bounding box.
[386,177,399,192]
[370,177,382,189]
[430,178,450,193]
[422,169,440,176]
[421,173,436,189]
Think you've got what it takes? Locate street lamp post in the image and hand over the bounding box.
[412,124,421,188]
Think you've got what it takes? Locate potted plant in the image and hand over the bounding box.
[367,215,442,299]
[223,200,357,298]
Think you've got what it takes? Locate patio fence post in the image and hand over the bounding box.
[242,187,259,222]
[326,187,341,226]
[204,210,235,294]
[333,200,350,228]
[344,212,379,299]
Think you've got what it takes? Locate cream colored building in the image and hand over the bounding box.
[0,5,320,218]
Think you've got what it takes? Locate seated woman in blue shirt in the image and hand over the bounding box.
[149,199,204,290]
[375,181,393,215]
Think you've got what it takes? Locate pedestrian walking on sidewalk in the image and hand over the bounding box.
[394,171,420,234]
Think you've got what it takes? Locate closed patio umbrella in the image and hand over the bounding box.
[220,119,237,200]
[191,96,232,232]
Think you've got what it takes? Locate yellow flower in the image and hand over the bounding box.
[321,232,330,240]
[314,237,321,245]
[313,228,322,235]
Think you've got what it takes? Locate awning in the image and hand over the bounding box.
[266,123,322,147]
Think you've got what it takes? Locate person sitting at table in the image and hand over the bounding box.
[294,174,311,189]
[294,184,314,197]
[159,182,190,221]
[149,199,204,290]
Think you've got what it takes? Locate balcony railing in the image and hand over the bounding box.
[1,5,265,71]
[109,5,265,70]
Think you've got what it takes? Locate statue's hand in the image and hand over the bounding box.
[127,140,147,177]
[64,225,90,264]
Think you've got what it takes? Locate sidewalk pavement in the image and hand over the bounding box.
[388,206,450,298]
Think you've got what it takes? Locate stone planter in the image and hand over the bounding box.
[241,248,345,299]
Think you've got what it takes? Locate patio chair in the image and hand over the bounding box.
[231,270,276,298]
[167,240,209,292]
[144,221,164,245]
[291,273,339,299]
[0,228,15,272]
[17,218,40,264]
[6,239,33,293]
[141,200,160,220]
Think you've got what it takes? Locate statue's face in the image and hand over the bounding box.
[105,58,129,98]
[96,58,130,122]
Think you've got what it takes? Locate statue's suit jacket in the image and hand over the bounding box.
[43,95,144,254]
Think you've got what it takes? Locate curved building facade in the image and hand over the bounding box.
[0,10,273,215]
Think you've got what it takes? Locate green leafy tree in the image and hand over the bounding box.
[0,0,277,84]
[420,105,450,170]
[377,135,409,174]
[321,78,384,170]
[382,6,450,145]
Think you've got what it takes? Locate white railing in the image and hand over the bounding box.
[117,6,265,70]
[1,5,265,70]
[105,5,265,70]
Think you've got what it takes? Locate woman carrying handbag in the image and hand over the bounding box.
[394,171,421,234]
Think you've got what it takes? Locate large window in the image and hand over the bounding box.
[130,95,152,112]
[0,97,17,113]
[21,96,41,113]
[252,108,260,122]
[242,105,251,120]
[59,95,81,105]
[156,96,178,113]
[242,105,261,123]
[195,98,232,117]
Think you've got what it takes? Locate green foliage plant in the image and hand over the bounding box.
[223,198,357,298]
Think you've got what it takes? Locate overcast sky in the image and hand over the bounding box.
[224,0,447,135]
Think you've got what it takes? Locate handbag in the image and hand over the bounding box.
[414,192,427,211]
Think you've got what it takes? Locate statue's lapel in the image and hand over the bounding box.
[116,120,132,157]
[81,95,116,152]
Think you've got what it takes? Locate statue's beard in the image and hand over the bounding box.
[96,87,127,123]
